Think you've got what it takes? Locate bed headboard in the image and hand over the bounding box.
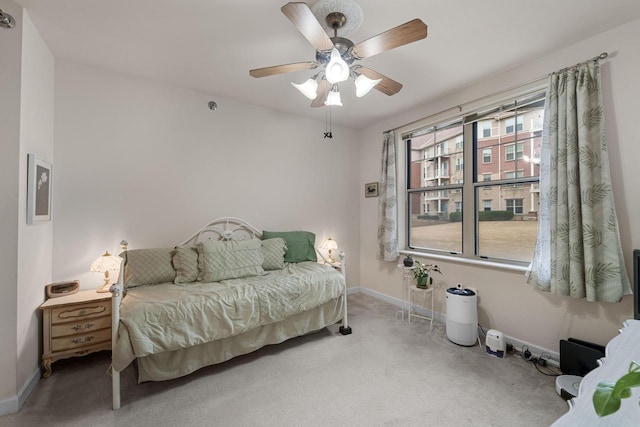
[179,217,262,246]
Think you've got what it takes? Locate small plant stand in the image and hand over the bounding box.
[396,265,434,331]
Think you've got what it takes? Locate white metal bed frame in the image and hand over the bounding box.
[110,217,350,409]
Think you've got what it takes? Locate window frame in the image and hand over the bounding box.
[505,116,524,134]
[400,86,546,269]
[504,143,524,161]
[505,198,524,215]
[482,147,492,164]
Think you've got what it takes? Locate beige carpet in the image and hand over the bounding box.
[2,293,568,426]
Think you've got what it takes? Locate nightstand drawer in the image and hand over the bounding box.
[51,300,111,324]
[51,315,112,337]
[40,290,113,378]
[51,328,112,352]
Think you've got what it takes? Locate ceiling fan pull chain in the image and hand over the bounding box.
[324,104,333,139]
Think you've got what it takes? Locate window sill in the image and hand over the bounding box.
[399,250,529,274]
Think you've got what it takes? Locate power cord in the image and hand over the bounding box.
[482,333,561,377]
[520,345,561,376]
[533,361,562,376]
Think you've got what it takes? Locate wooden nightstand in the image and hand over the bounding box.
[39,290,112,378]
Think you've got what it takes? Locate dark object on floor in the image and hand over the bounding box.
[559,338,605,377]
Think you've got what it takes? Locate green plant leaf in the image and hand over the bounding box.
[612,372,640,398]
[592,363,640,417]
[593,382,621,417]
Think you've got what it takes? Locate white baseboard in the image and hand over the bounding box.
[352,287,559,365]
[0,394,18,417]
[0,366,41,416]
[346,286,362,295]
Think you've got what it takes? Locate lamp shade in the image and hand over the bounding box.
[90,251,121,273]
[292,78,318,100]
[325,48,349,84]
[325,86,343,106]
[355,74,382,97]
[322,237,338,251]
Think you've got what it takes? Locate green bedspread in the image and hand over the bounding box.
[113,262,344,371]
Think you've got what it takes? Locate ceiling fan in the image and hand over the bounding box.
[249,1,428,107]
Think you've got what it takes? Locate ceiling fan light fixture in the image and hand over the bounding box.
[325,48,349,84]
[354,74,382,97]
[325,86,343,106]
[292,78,319,100]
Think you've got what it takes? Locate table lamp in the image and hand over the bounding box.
[322,237,339,264]
[91,251,121,293]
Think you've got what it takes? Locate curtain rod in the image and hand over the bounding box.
[552,52,608,75]
[386,51,609,134]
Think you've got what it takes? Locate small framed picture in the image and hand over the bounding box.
[27,154,52,224]
[365,182,379,198]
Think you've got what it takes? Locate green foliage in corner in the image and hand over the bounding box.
[593,361,640,417]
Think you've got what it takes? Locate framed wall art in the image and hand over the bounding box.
[27,154,52,224]
[365,182,379,198]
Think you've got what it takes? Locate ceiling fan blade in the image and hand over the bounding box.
[311,80,331,107]
[351,19,428,59]
[249,61,318,78]
[281,2,334,52]
[356,66,403,96]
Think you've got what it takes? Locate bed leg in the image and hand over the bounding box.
[339,251,352,335]
[112,368,121,410]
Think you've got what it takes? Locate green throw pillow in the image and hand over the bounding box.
[262,230,317,263]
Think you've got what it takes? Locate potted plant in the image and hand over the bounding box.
[411,261,441,288]
[403,254,414,267]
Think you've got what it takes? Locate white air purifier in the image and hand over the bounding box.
[445,286,478,346]
[485,329,506,358]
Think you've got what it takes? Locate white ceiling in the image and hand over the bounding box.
[13,0,640,129]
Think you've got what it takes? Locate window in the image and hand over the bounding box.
[505,143,524,161]
[505,116,524,133]
[455,135,463,150]
[406,122,464,253]
[506,199,524,214]
[505,170,525,179]
[480,121,492,138]
[405,90,544,264]
[482,148,492,163]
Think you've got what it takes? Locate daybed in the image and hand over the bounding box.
[110,217,350,409]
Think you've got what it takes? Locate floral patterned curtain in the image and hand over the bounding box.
[527,61,631,302]
[377,131,399,261]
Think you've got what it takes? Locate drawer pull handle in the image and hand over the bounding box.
[71,322,94,331]
[58,305,106,319]
[71,336,94,345]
